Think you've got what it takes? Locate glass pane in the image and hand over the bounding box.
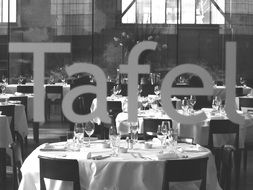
[152,0,165,23]
[166,0,178,24]
[137,0,151,24]
[122,0,136,23]
[196,0,211,24]
[181,0,195,24]
[211,0,225,24]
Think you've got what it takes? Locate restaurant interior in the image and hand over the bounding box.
[0,0,253,190]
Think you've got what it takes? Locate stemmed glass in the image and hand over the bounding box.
[154,85,161,96]
[113,84,121,96]
[240,77,246,87]
[141,97,149,110]
[60,74,66,85]
[2,75,7,83]
[49,75,54,85]
[212,96,222,112]
[74,123,84,147]
[189,95,196,114]
[138,85,143,96]
[181,97,189,114]
[18,75,24,85]
[0,83,6,95]
[84,121,95,147]
[30,76,34,83]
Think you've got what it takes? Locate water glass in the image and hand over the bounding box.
[110,134,121,156]
[74,123,84,146]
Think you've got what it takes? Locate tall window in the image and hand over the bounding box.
[51,0,93,35]
[0,0,16,23]
[122,0,225,24]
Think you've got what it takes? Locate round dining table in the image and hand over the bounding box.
[18,140,221,190]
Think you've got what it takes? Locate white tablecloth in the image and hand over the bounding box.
[213,85,252,100]
[18,141,221,190]
[0,115,13,156]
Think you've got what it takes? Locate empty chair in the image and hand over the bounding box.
[7,142,23,190]
[139,84,154,97]
[239,97,253,171]
[38,156,80,190]
[45,85,63,121]
[218,145,234,190]
[143,118,173,140]
[208,120,240,189]
[0,148,6,188]
[162,157,208,190]
[235,87,244,97]
[16,86,33,94]
[107,81,115,96]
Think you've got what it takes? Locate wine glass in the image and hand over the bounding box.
[84,121,95,147]
[138,85,143,96]
[18,75,24,84]
[2,75,7,83]
[212,96,221,112]
[1,83,6,95]
[74,123,84,146]
[154,85,160,96]
[240,77,246,87]
[115,84,121,95]
[181,97,189,114]
[157,125,166,147]
[49,75,54,84]
[141,97,149,110]
[30,76,34,83]
[161,121,169,141]
[189,95,196,113]
[60,74,66,85]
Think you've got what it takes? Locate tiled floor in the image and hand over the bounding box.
[5,119,253,190]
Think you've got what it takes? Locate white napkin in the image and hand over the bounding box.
[156,152,179,160]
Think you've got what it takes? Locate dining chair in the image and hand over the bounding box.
[139,84,155,97]
[38,155,81,190]
[177,136,194,144]
[45,85,63,122]
[218,145,234,190]
[7,142,23,190]
[208,120,240,189]
[107,81,115,96]
[239,97,253,171]
[0,148,6,188]
[143,118,173,140]
[235,87,244,97]
[16,85,33,94]
[162,157,208,190]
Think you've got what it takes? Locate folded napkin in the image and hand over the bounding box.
[156,152,179,160]
[14,92,24,96]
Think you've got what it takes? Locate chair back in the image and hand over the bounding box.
[9,96,28,117]
[17,85,33,94]
[139,84,155,97]
[9,142,23,190]
[208,120,239,150]
[107,82,115,96]
[45,86,63,96]
[0,105,15,139]
[39,156,80,190]
[218,145,234,190]
[143,118,172,140]
[235,87,244,97]
[0,148,6,187]
[239,97,253,111]
[119,84,127,96]
[162,157,208,190]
